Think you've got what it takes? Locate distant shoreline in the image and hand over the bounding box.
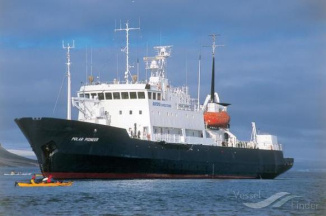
[7,149,36,160]
[0,145,38,167]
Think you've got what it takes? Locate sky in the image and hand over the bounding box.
[0,0,325,164]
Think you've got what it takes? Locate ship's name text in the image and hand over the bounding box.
[71,137,99,142]
[152,102,172,108]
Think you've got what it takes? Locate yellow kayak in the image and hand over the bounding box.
[15,180,73,187]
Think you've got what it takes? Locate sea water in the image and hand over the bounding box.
[0,167,325,216]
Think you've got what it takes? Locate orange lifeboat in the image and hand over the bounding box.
[204,111,230,128]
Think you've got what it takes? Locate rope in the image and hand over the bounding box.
[52,74,66,116]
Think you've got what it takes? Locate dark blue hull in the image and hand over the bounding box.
[15,117,293,179]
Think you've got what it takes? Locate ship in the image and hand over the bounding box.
[15,22,293,179]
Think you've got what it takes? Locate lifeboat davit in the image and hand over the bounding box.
[204,111,230,128]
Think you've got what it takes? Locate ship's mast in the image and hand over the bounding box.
[63,40,75,120]
[114,21,140,83]
[207,34,223,103]
[197,54,201,110]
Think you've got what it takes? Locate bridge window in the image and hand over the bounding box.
[91,93,97,99]
[98,93,104,100]
[113,92,120,99]
[157,93,161,100]
[153,93,156,100]
[121,92,129,99]
[79,94,84,98]
[85,93,90,98]
[130,92,137,99]
[138,92,145,99]
[105,92,112,100]
[148,92,152,100]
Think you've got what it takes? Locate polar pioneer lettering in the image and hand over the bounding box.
[71,137,99,142]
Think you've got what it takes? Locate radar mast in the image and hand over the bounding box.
[114,21,140,83]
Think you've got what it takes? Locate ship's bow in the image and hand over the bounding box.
[15,117,71,173]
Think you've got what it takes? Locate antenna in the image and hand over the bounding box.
[62,40,75,120]
[114,21,140,84]
[204,34,224,102]
[197,54,201,110]
[116,53,119,81]
[137,58,139,83]
[145,42,149,81]
[185,55,188,87]
[208,34,224,56]
[85,46,88,84]
[90,47,93,76]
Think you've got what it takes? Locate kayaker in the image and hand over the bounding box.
[42,175,54,183]
[47,174,54,183]
[30,174,36,184]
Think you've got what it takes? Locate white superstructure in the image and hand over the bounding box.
[70,22,282,151]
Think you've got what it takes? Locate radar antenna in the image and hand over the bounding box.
[114,21,140,83]
[62,40,75,120]
[143,45,172,78]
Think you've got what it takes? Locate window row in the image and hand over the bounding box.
[79,91,163,101]
[148,92,161,100]
[79,91,145,100]
[119,110,143,115]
